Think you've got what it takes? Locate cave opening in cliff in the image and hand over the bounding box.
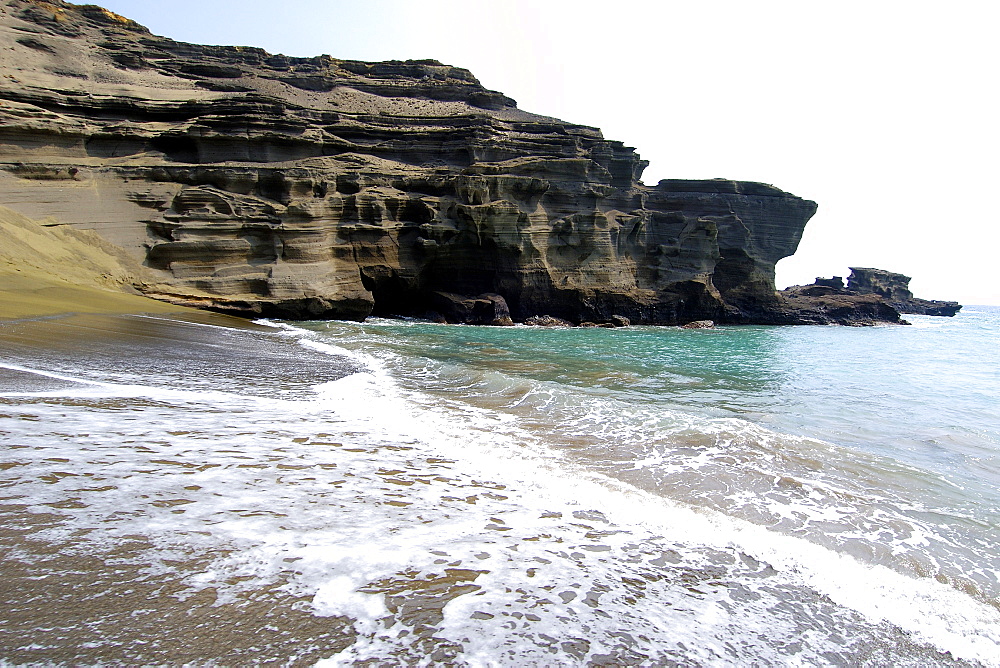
[256,173,290,204]
[359,268,419,318]
[150,135,199,163]
[422,254,501,300]
[399,199,434,226]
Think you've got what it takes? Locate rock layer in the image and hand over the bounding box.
[1,0,820,324]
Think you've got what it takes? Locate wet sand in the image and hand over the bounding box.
[0,202,285,368]
[0,301,361,664]
[0,310,359,397]
[0,269,289,394]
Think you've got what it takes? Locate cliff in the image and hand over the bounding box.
[0,0,821,325]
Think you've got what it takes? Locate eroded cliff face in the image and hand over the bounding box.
[0,0,818,324]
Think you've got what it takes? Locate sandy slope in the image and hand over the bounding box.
[0,205,193,319]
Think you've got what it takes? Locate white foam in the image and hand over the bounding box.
[313,575,388,625]
[5,320,998,665]
[303,358,1000,664]
[0,361,105,387]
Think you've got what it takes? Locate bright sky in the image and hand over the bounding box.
[96,0,999,304]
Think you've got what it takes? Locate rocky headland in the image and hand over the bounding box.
[779,268,962,324]
[844,268,961,316]
[0,1,935,326]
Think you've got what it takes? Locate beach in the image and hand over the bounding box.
[2,285,999,664]
[0,199,373,661]
[1,313,363,665]
[3,0,998,662]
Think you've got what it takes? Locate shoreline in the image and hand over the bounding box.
[1,280,997,664]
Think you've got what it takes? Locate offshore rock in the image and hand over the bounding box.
[429,292,513,326]
[0,0,819,325]
[813,276,845,289]
[524,315,574,327]
[774,266,963,325]
[847,268,962,317]
[776,283,904,326]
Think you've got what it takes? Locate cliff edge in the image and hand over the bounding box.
[1,0,822,324]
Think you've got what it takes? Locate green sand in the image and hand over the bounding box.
[0,205,235,323]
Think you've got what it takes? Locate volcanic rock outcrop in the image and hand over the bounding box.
[776,279,905,326]
[846,268,962,316]
[777,267,962,324]
[1,0,822,324]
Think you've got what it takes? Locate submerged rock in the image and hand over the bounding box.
[1,1,827,325]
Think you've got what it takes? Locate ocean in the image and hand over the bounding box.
[1,306,998,665]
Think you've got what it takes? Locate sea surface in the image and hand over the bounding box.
[1,306,998,665]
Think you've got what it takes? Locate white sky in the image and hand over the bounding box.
[96,0,1000,304]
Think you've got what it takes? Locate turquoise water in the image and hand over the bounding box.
[302,307,1000,601]
[1,307,998,664]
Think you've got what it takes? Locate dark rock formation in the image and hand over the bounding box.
[813,276,845,289]
[775,266,963,325]
[429,292,513,326]
[776,283,905,326]
[0,0,822,324]
[524,315,574,327]
[847,268,961,316]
